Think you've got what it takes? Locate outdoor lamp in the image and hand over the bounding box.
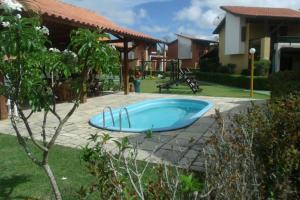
[249,48,256,55]
[249,48,256,98]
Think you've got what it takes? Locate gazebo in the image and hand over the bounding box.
[0,0,162,120]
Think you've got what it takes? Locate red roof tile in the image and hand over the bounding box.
[213,6,300,34]
[221,6,300,18]
[2,0,160,42]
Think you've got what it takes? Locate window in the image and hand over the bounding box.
[241,26,246,42]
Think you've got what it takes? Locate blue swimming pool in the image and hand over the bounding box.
[89,98,213,133]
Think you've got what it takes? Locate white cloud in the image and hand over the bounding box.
[140,25,169,33]
[175,0,222,29]
[138,8,148,18]
[63,0,167,25]
[176,0,300,28]
[175,0,300,38]
[63,0,300,39]
[177,25,216,40]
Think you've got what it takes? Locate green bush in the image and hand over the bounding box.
[217,63,236,74]
[205,94,300,199]
[269,71,300,98]
[227,63,236,74]
[203,110,260,199]
[199,57,237,74]
[241,69,250,76]
[199,57,221,72]
[255,59,271,76]
[196,72,269,90]
[237,94,300,198]
[79,134,203,199]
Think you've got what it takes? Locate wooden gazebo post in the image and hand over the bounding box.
[123,39,129,95]
[0,72,8,120]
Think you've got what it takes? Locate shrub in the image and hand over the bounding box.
[241,69,250,76]
[196,72,269,90]
[255,59,271,76]
[199,57,221,73]
[218,65,230,74]
[79,134,204,200]
[227,63,236,74]
[203,110,261,199]
[203,94,300,199]
[217,63,236,74]
[269,71,300,98]
[237,94,300,198]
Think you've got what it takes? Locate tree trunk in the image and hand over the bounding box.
[43,163,62,200]
[0,72,8,120]
[80,83,87,103]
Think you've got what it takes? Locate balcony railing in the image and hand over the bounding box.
[276,36,300,43]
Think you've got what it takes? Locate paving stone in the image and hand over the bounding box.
[154,149,182,163]
[191,142,206,151]
[0,92,259,169]
[128,135,145,146]
[167,138,194,147]
[146,135,175,143]
[160,143,188,152]
[184,149,199,159]
[189,165,204,172]
[175,132,203,141]
[191,161,204,168]
[178,157,194,168]
[138,140,162,152]
[136,150,152,160]
[184,122,213,134]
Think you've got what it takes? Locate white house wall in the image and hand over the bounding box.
[178,36,192,59]
[225,13,245,55]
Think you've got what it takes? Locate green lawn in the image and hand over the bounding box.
[140,78,270,99]
[0,133,201,199]
[0,133,92,200]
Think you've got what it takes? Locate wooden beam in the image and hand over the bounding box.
[123,40,129,95]
[110,32,124,40]
[102,39,124,44]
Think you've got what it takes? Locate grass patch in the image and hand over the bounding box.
[0,133,93,200]
[0,133,204,199]
[140,78,270,99]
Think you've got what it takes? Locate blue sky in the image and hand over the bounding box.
[63,0,300,41]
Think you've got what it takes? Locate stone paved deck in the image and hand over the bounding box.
[0,93,265,171]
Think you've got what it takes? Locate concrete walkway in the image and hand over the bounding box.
[0,93,264,171]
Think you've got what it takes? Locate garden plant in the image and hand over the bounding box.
[0,1,119,199]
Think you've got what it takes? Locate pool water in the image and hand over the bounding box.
[89,98,213,133]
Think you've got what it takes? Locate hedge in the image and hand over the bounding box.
[269,71,300,98]
[195,72,269,90]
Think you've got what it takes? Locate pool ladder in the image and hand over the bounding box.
[102,106,131,131]
[102,106,115,128]
[119,107,131,131]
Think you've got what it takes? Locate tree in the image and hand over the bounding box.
[0,1,120,199]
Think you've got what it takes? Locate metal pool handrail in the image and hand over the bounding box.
[119,107,131,131]
[102,106,115,128]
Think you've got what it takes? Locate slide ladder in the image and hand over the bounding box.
[179,68,201,94]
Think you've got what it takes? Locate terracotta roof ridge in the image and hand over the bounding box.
[55,0,109,19]
[5,0,162,42]
[220,5,300,18]
[221,5,297,10]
